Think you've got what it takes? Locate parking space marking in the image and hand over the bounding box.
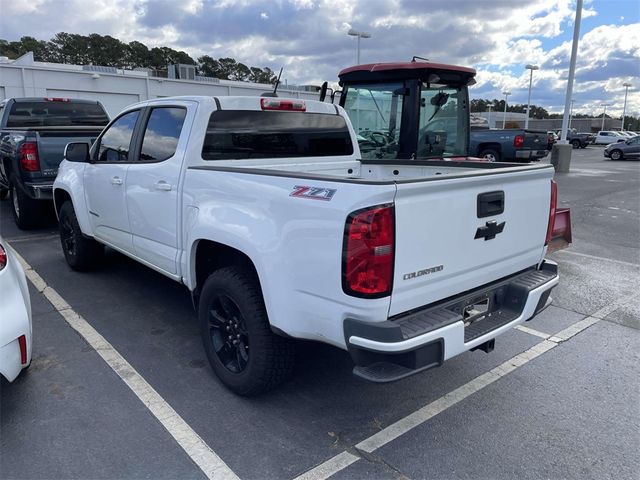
[5,233,59,243]
[299,292,640,479]
[555,249,640,268]
[10,246,239,480]
[294,452,360,480]
[515,325,551,339]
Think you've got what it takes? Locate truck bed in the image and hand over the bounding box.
[191,158,552,184]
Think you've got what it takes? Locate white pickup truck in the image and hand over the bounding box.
[54,95,563,395]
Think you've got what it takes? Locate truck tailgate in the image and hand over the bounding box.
[390,166,554,316]
[36,128,102,174]
[522,130,547,151]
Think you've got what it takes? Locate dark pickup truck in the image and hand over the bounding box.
[0,97,109,228]
[555,130,594,148]
[469,128,549,163]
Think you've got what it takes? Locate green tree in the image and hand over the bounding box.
[125,41,150,69]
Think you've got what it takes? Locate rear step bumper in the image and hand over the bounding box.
[344,260,558,383]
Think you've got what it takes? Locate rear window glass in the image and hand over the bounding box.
[7,101,110,127]
[201,110,353,160]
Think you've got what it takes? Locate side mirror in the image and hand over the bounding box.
[64,142,90,163]
[319,81,328,102]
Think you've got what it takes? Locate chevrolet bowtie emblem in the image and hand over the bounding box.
[474,220,505,241]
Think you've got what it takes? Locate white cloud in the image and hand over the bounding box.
[1,0,638,116]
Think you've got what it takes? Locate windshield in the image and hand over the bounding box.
[417,85,467,158]
[342,83,404,160]
[342,82,467,160]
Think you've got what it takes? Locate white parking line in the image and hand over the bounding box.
[297,292,640,479]
[6,233,59,243]
[10,247,239,480]
[515,324,551,339]
[555,249,640,268]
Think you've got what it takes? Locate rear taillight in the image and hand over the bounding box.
[545,180,558,245]
[342,204,394,298]
[20,142,40,171]
[260,98,306,111]
[513,135,524,148]
[0,244,7,270]
[18,335,28,365]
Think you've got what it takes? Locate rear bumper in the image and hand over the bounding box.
[344,261,558,382]
[515,149,549,160]
[23,182,54,200]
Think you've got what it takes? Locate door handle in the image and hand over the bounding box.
[154,181,172,191]
[111,176,123,186]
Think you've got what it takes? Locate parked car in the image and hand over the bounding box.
[0,97,110,229]
[469,128,549,162]
[604,136,640,160]
[553,130,593,148]
[614,131,633,138]
[54,93,566,395]
[593,130,626,145]
[0,237,32,382]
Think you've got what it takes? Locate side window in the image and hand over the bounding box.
[97,110,140,162]
[139,107,187,162]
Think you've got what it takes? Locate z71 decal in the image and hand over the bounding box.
[290,185,337,201]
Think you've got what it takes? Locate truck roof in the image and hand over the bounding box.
[6,97,102,105]
[339,61,476,87]
[127,95,338,115]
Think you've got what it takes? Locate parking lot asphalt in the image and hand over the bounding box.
[1,146,639,480]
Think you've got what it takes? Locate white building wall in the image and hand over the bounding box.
[0,63,320,117]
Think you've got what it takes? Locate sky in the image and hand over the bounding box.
[1,0,639,117]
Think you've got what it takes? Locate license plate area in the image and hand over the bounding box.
[461,295,491,326]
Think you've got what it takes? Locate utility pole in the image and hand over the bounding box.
[502,91,511,129]
[621,83,631,130]
[524,64,539,129]
[559,0,583,144]
[601,104,609,131]
[569,99,575,130]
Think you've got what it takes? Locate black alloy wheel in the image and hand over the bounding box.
[58,201,104,270]
[207,294,250,373]
[198,266,295,395]
[60,212,77,258]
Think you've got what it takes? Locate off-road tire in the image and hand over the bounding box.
[571,139,581,149]
[199,266,295,395]
[58,201,104,271]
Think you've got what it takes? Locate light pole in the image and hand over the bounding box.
[524,64,539,129]
[569,98,575,129]
[488,105,492,128]
[558,0,582,143]
[621,83,631,130]
[347,29,371,65]
[601,104,609,131]
[502,91,511,129]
